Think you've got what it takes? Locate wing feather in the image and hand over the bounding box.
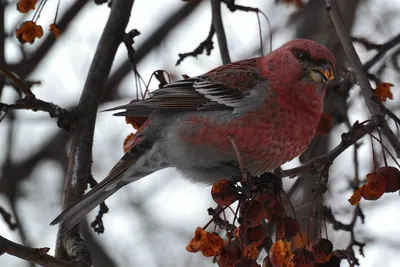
[107,58,267,117]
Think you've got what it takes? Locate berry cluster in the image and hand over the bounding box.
[186,174,339,267]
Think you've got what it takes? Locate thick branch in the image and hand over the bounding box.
[0,235,78,267]
[54,0,135,261]
[211,0,231,64]
[326,0,400,157]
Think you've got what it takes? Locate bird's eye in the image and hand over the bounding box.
[292,48,310,60]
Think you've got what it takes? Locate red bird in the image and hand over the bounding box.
[52,39,335,233]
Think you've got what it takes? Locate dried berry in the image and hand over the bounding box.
[234,258,259,267]
[241,200,264,227]
[242,224,265,248]
[311,238,333,264]
[348,189,361,206]
[375,166,400,193]
[217,242,242,267]
[360,173,386,200]
[211,179,240,206]
[293,248,314,267]
[269,240,294,267]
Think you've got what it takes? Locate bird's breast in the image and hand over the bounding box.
[183,100,322,176]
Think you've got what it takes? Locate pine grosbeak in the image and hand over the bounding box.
[52,39,335,233]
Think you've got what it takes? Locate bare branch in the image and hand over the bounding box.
[176,25,215,66]
[54,0,135,261]
[211,0,231,64]
[351,36,382,51]
[0,235,78,267]
[0,206,17,230]
[363,33,400,71]
[325,0,400,157]
[0,97,72,130]
[103,2,201,95]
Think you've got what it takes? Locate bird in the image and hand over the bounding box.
[51,39,335,234]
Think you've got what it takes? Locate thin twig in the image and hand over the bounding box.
[176,24,215,65]
[210,0,231,64]
[227,134,247,184]
[0,97,72,130]
[87,175,109,234]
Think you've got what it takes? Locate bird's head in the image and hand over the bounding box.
[259,39,335,88]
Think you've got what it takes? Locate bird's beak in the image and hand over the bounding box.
[309,63,334,83]
[321,63,334,81]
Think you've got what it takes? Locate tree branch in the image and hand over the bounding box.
[363,33,400,71]
[210,0,231,64]
[103,2,201,96]
[325,0,400,157]
[0,96,72,130]
[176,24,215,65]
[54,0,135,262]
[0,206,17,230]
[0,235,79,267]
[280,119,377,190]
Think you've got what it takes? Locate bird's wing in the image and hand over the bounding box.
[107,58,268,117]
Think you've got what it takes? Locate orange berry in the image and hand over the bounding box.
[15,21,43,44]
[269,240,294,267]
[348,189,361,206]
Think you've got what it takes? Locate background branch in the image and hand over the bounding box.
[326,0,400,157]
[210,0,231,65]
[54,0,135,262]
[0,235,78,267]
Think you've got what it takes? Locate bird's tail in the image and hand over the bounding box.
[51,141,153,234]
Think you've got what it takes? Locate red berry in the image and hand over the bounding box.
[293,248,314,267]
[375,166,400,193]
[241,224,265,248]
[284,216,300,239]
[212,179,240,206]
[360,173,386,200]
[217,242,241,267]
[234,258,259,267]
[241,200,264,227]
[311,238,333,264]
